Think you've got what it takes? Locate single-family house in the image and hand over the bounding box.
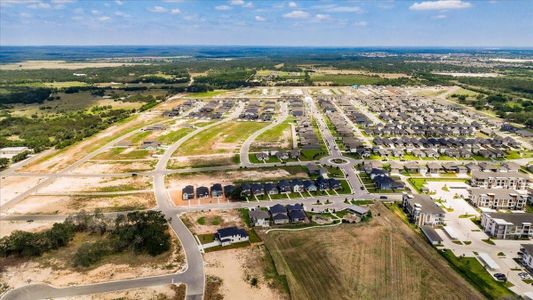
[249,209,270,227]
[182,185,194,200]
[215,227,249,246]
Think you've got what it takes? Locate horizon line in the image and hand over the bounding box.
[1,44,533,50]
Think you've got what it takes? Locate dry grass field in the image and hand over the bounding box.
[260,203,483,300]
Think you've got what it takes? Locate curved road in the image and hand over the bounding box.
[240,101,288,167]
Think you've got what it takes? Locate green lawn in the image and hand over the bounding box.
[440,250,516,299]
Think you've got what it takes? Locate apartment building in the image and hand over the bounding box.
[480,212,533,240]
[469,188,527,210]
[470,171,529,190]
[402,193,445,227]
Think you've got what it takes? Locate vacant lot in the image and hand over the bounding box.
[0,231,184,289]
[168,153,239,169]
[260,203,483,300]
[7,192,155,214]
[181,210,244,235]
[173,121,267,156]
[252,118,294,150]
[204,247,288,300]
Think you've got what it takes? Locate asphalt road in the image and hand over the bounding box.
[240,101,288,167]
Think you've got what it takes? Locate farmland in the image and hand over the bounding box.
[260,203,483,300]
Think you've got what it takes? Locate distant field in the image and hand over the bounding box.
[310,74,383,85]
[0,60,140,70]
[174,121,267,156]
[260,203,483,300]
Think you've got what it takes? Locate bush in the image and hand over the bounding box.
[73,241,112,267]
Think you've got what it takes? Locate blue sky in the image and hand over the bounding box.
[1,0,532,47]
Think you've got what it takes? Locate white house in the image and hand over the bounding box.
[215,227,249,246]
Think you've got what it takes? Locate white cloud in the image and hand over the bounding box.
[432,14,447,19]
[230,0,245,5]
[215,5,231,11]
[315,14,330,21]
[71,15,83,21]
[51,0,74,4]
[288,1,297,8]
[114,11,129,17]
[19,12,32,18]
[255,15,265,21]
[163,0,182,2]
[354,20,367,27]
[148,6,168,13]
[325,6,362,13]
[91,9,101,15]
[28,1,51,9]
[170,8,181,14]
[283,10,309,19]
[115,0,123,5]
[243,2,253,8]
[410,0,471,11]
[98,16,111,22]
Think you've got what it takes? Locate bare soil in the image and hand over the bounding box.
[6,192,156,214]
[181,210,244,235]
[204,247,287,300]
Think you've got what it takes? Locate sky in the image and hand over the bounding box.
[0,0,532,47]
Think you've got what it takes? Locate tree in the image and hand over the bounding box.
[0,158,8,169]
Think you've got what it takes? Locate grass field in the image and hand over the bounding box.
[174,121,267,156]
[157,127,194,145]
[440,250,516,299]
[252,117,294,150]
[188,90,226,98]
[260,203,483,300]
[93,148,151,160]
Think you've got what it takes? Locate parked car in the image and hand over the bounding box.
[493,273,507,282]
[379,195,388,199]
[518,272,530,280]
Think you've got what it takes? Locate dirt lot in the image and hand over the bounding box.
[57,284,185,300]
[39,176,152,193]
[181,210,244,235]
[0,176,47,206]
[0,220,55,238]
[6,192,156,214]
[71,160,156,174]
[0,232,184,290]
[204,247,287,300]
[260,203,483,300]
